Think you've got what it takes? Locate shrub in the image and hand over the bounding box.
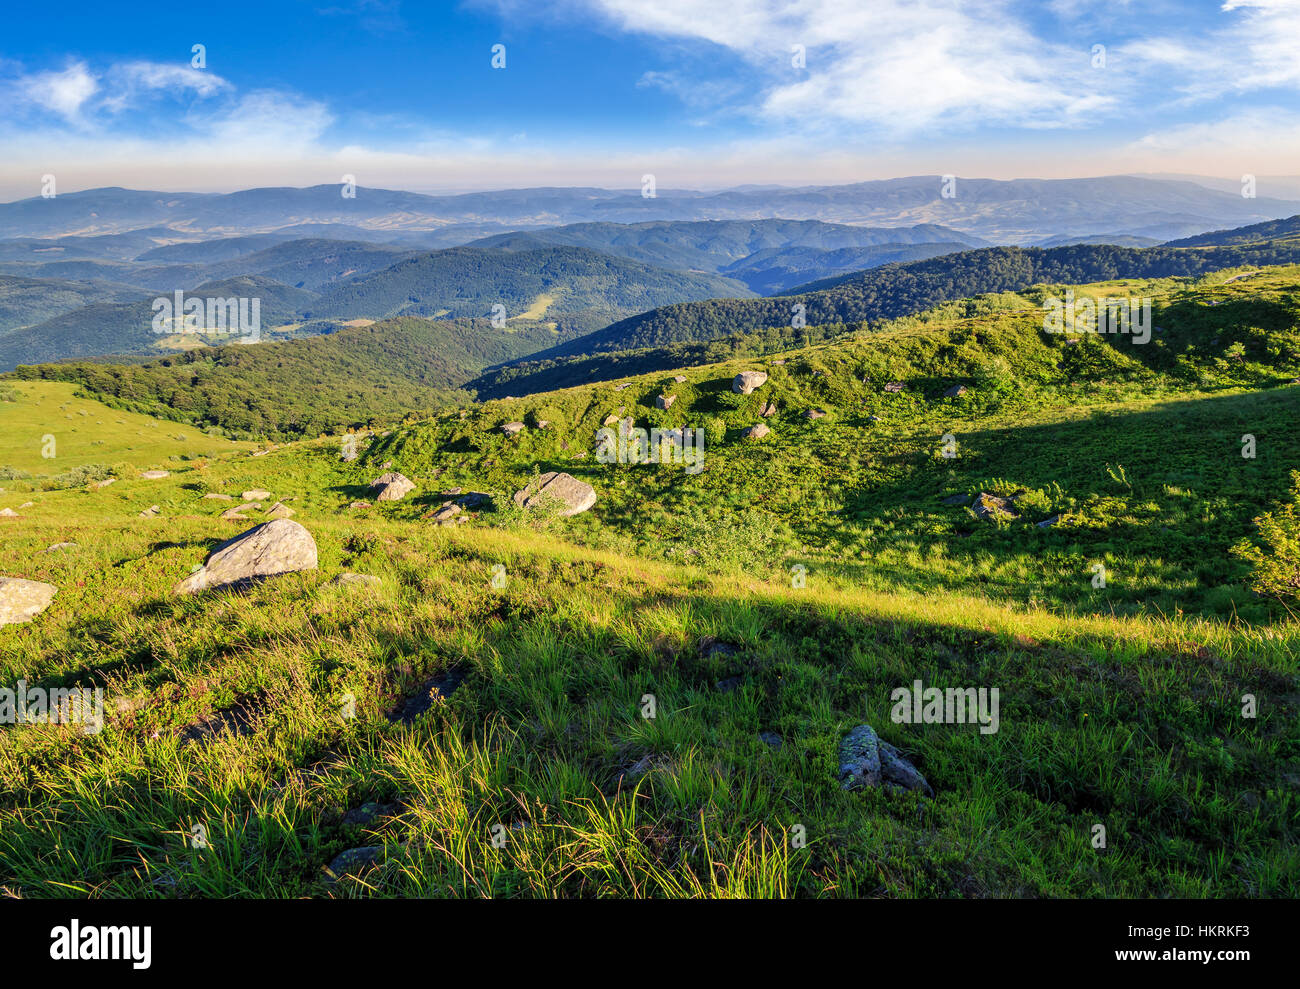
[703,417,727,447]
[1233,470,1300,605]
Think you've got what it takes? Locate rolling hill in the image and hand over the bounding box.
[306,245,755,322]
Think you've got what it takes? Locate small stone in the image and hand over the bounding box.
[326,846,383,878]
[742,423,770,440]
[760,401,777,417]
[804,408,826,420]
[884,382,904,393]
[655,394,676,410]
[242,489,271,501]
[139,505,161,518]
[502,421,526,437]
[202,493,233,501]
[759,731,783,750]
[673,375,687,383]
[349,501,371,509]
[42,542,77,553]
[141,470,170,480]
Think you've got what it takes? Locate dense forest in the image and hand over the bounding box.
[518,239,1300,361]
[8,317,556,439]
[308,245,753,320]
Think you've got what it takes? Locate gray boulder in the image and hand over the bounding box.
[370,472,415,502]
[0,577,58,626]
[742,423,770,440]
[513,471,597,516]
[733,371,768,395]
[174,519,318,595]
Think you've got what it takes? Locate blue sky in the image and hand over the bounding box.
[2,0,1299,197]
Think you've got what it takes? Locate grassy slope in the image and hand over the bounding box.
[0,380,252,476]
[1,270,1297,899]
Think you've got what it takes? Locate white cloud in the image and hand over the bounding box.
[18,61,98,120]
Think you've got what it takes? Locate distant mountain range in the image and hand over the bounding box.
[3,175,1297,244]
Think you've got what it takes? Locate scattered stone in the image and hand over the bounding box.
[742,423,770,440]
[456,492,491,510]
[42,542,77,553]
[942,494,970,506]
[760,401,777,417]
[242,489,271,501]
[513,471,597,516]
[0,508,17,517]
[370,472,415,502]
[603,414,619,426]
[138,505,161,518]
[878,739,935,796]
[0,577,58,626]
[441,488,463,496]
[348,501,371,510]
[265,501,296,519]
[342,802,396,828]
[655,394,676,410]
[804,408,826,420]
[867,415,883,422]
[93,478,117,489]
[220,509,250,521]
[1037,515,1061,528]
[771,359,786,365]
[535,420,550,429]
[333,573,381,588]
[614,383,631,391]
[673,375,688,383]
[759,731,783,750]
[884,381,904,392]
[389,668,465,723]
[698,636,738,659]
[431,503,461,522]
[943,384,968,398]
[174,519,318,595]
[971,492,1019,522]
[838,724,882,788]
[326,846,383,879]
[19,502,33,509]
[732,371,768,395]
[502,421,526,437]
[202,493,233,501]
[141,470,169,480]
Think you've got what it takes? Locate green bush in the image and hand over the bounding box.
[1233,470,1300,605]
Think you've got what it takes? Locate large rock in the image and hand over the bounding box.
[502,421,526,437]
[174,519,318,595]
[656,394,676,410]
[370,472,415,502]
[742,423,770,441]
[972,491,1018,521]
[513,471,596,516]
[241,489,271,501]
[839,724,932,795]
[732,371,768,395]
[0,577,58,626]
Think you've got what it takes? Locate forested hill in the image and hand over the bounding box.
[514,239,1300,360]
[307,245,754,321]
[6,316,556,439]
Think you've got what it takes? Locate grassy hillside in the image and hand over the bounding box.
[516,239,1300,363]
[6,317,562,440]
[0,269,1296,897]
[308,245,755,322]
[0,379,252,476]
